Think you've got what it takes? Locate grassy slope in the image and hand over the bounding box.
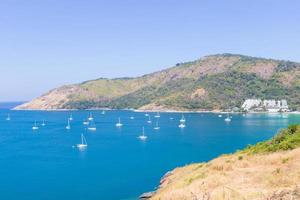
[17,54,300,110]
[151,125,300,200]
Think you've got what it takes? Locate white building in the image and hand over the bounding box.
[242,99,289,112]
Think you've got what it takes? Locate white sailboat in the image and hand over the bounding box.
[88,113,94,121]
[32,121,39,130]
[145,113,149,117]
[77,134,88,149]
[138,127,148,140]
[88,120,96,131]
[116,117,123,127]
[178,122,186,128]
[147,115,152,124]
[224,114,231,122]
[154,112,160,118]
[66,119,71,130]
[218,114,222,118]
[180,115,186,123]
[83,120,89,125]
[154,121,160,130]
[6,114,10,121]
[69,114,73,121]
[101,110,106,115]
[41,120,46,126]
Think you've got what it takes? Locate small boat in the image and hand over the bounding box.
[88,113,94,121]
[101,110,106,115]
[6,114,10,121]
[180,115,186,123]
[154,112,160,118]
[69,114,73,121]
[154,121,160,130]
[32,121,39,130]
[138,127,147,141]
[178,122,186,128]
[41,120,46,126]
[76,134,88,149]
[83,120,89,125]
[145,113,149,117]
[218,114,222,118]
[147,115,152,124]
[224,114,231,122]
[130,116,135,120]
[116,117,123,127]
[170,117,174,120]
[66,119,71,130]
[88,120,96,131]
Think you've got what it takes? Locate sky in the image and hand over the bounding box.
[0,0,300,101]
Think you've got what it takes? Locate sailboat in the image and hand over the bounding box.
[224,114,231,122]
[88,113,93,121]
[76,134,88,149]
[180,115,186,123]
[145,113,149,117]
[83,120,89,125]
[88,120,97,131]
[154,121,160,130]
[66,119,71,130]
[69,114,73,121]
[154,112,160,118]
[218,114,222,118]
[101,110,106,115]
[147,115,152,124]
[41,120,46,126]
[178,122,186,128]
[6,114,10,121]
[116,117,123,127]
[138,127,147,140]
[32,121,39,130]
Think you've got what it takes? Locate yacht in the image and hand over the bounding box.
[180,115,186,123]
[147,115,152,124]
[154,112,160,118]
[88,113,94,121]
[69,114,73,121]
[32,121,39,130]
[41,120,46,126]
[224,114,231,122]
[138,127,147,141]
[66,119,71,130]
[77,134,88,149]
[6,114,10,121]
[88,120,96,131]
[154,121,160,130]
[116,117,123,127]
[178,122,186,128]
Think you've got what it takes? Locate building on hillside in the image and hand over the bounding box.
[241,99,289,112]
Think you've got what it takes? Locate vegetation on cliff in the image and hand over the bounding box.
[151,125,300,200]
[15,54,300,111]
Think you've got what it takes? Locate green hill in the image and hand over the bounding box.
[15,54,300,111]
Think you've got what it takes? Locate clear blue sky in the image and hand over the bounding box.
[1,0,300,101]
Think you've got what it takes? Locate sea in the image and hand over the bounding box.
[0,102,299,200]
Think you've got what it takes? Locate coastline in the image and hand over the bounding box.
[12,107,300,114]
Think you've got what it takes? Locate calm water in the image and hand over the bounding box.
[0,106,299,200]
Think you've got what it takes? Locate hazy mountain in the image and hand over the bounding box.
[15,54,300,111]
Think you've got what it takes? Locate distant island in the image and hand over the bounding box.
[15,54,300,111]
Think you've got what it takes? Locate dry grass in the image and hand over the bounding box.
[151,148,300,200]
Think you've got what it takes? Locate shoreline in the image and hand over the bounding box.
[11,107,300,114]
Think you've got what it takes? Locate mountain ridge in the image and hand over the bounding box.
[15,53,300,111]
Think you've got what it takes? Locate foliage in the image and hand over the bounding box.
[242,125,300,154]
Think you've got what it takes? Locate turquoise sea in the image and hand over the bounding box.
[0,103,299,200]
